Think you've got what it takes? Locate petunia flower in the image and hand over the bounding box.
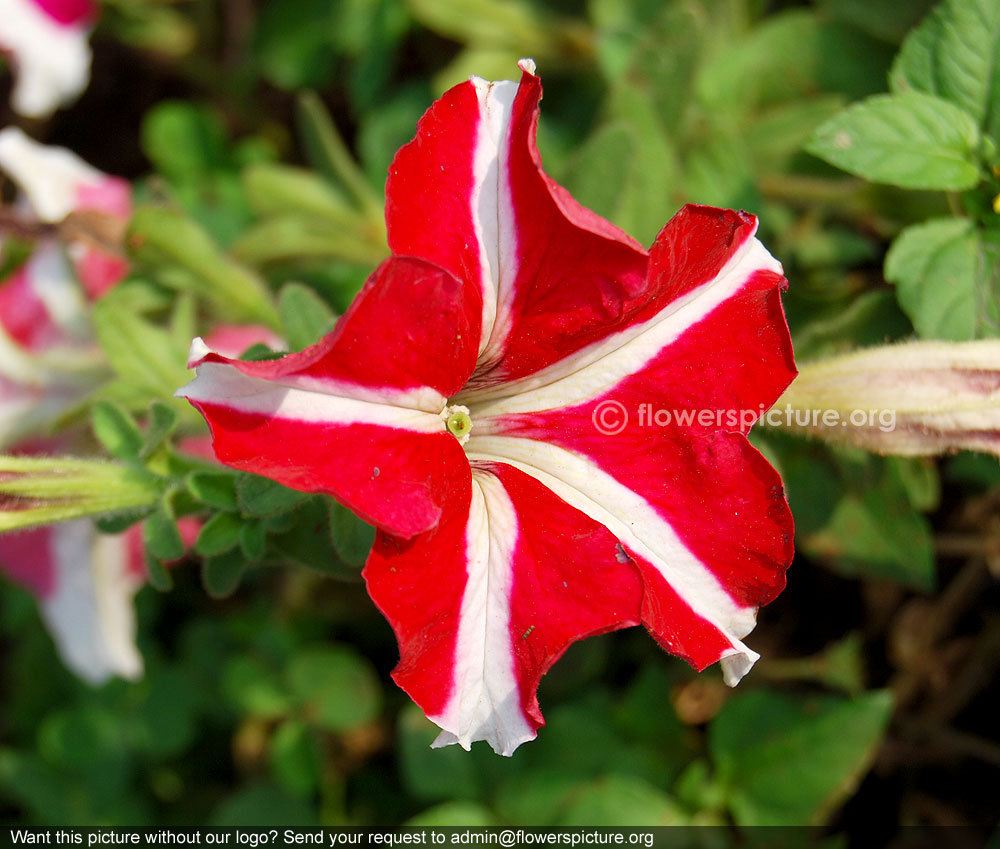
[0,519,147,683]
[0,128,132,446]
[177,61,795,755]
[0,0,96,118]
[0,241,106,448]
[0,126,132,299]
[0,515,199,684]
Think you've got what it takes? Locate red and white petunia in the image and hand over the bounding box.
[177,61,795,755]
[0,516,199,684]
[0,520,146,683]
[0,126,132,299]
[0,128,132,446]
[0,241,105,448]
[0,0,95,118]
[0,0,96,118]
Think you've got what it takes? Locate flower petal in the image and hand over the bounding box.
[0,521,144,684]
[178,257,481,538]
[0,127,125,223]
[0,0,92,117]
[364,461,643,755]
[386,61,652,387]
[465,208,795,683]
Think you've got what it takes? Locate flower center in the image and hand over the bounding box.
[441,404,473,445]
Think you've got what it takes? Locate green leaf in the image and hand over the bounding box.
[233,215,386,268]
[92,401,143,462]
[210,783,318,827]
[696,12,892,113]
[815,0,937,44]
[328,500,374,567]
[141,101,229,184]
[269,719,321,798]
[286,645,381,732]
[239,520,267,562]
[95,509,150,534]
[186,470,239,511]
[683,133,760,211]
[242,163,352,221]
[890,0,1000,140]
[794,289,913,361]
[105,2,197,58]
[561,87,678,246]
[296,91,383,219]
[92,289,192,398]
[236,473,309,518]
[144,551,174,592]
[254,0,337,90]
[201,548,247,599]
[889,456,940,512]
[398,704,484,802]
[555,775,687,826]
[710,690,893,826]
[222,656,291,718]
[128,207,279,328]
[141,401,179,459]
[805,92,981,190]
[127,668,199,758]
[405,802,497,827]
[195,511,243,557]
[885,217,979,340]
[805,485,936,591]
[271,500,353,578]
[278,282,336,351]
[144,509,185,562]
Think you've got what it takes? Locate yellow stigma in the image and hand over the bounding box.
[441,404,473,444]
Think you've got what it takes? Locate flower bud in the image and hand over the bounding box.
[774,340,1000,457]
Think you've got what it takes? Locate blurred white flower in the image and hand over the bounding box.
[0,0,96,118]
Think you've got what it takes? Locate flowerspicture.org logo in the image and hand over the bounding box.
[177,60,797,755]
[591,400,897,436]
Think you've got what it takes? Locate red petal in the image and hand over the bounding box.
[387,65,654,387]
[364,462,642,755]
[0,525,57,597]
[179,257,480,538]
[191,256,480,401]
[465,209,795,682]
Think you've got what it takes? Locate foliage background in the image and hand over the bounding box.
[1,0,999,838]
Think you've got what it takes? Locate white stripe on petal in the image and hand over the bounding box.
[178,351,446,434]
[39,521,143,685]
[463,234,782,417]
[470,78,519,359]
[429,470,536,756]
[466,436,760,680]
